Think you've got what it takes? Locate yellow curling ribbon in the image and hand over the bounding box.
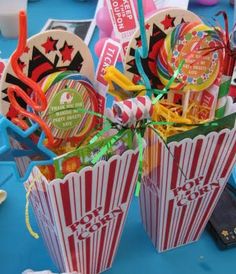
[25,176,40,239]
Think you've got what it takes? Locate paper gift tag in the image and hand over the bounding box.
[38,71,98,142]
[0,30,95,119]
[124,8,201,89]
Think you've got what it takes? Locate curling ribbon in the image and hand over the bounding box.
[135,0,152,97]
[25,176,39,239]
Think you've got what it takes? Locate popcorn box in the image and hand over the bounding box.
[24,145,140,274]
[139,113,236,252]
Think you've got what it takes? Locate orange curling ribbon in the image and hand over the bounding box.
[7,11,56,147]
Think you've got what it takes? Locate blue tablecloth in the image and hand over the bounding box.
[0,1,235,274]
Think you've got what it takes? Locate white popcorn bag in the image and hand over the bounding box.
[25,144,140,274]
[139,115,236,252]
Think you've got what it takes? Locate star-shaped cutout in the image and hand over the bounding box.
[136,37,142,48]
[17,59,26,71]
[133,74,141,83]
[145,23,150,30]
[161,14,176,30]
[0,116,56,182]
[24,46,30,53]
[59,41,74,62]
[41,36,58,54]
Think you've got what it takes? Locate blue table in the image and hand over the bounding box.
[0,1,235,273]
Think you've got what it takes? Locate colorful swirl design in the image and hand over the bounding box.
[157,22,223,92]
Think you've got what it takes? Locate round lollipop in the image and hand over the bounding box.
[157,22,223,92]
[37,71,98,145]
[124,8,202,88]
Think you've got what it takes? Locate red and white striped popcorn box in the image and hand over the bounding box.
[24,145,140,274]
[139,118,236,252]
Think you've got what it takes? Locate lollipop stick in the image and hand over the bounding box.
[182,90,191,117]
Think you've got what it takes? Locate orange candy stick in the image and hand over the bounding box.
[7,11,56,147]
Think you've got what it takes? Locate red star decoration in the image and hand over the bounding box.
[136,38,142,47]
[145,23,150,30]
[133,74,141,83]
[24,46,30,53]
[41,37,58,54]
[59,41,74,62]
[17,59,26,71]
[161,14,176,30]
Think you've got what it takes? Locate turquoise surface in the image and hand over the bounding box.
[0,1,235,273]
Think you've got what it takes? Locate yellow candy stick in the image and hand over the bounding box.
[104,66,146,101]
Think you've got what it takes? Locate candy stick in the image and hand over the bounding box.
[199,76,221,120]
[7,11,56,147]
[182,90,191,117]
[112,96,153,127]
[215,53,235,118]
[104,66,146,100]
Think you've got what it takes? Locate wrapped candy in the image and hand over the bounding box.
[112,96,153,127]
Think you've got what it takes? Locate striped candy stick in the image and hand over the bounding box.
[112,96,153,127]
[215,53,235,118]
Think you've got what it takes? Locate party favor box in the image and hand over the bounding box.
[139,113,236,252]
[24,143,140,274]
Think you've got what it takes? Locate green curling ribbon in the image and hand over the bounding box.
[75,108,113,124]
[152,60,185,105]
[89,122,112,144]
[91,129,127,165]
[135,132,143,197]
[73,107,200,197]
[51,101,218,198]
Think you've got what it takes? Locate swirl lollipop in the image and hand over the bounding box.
[157,21,223,92]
